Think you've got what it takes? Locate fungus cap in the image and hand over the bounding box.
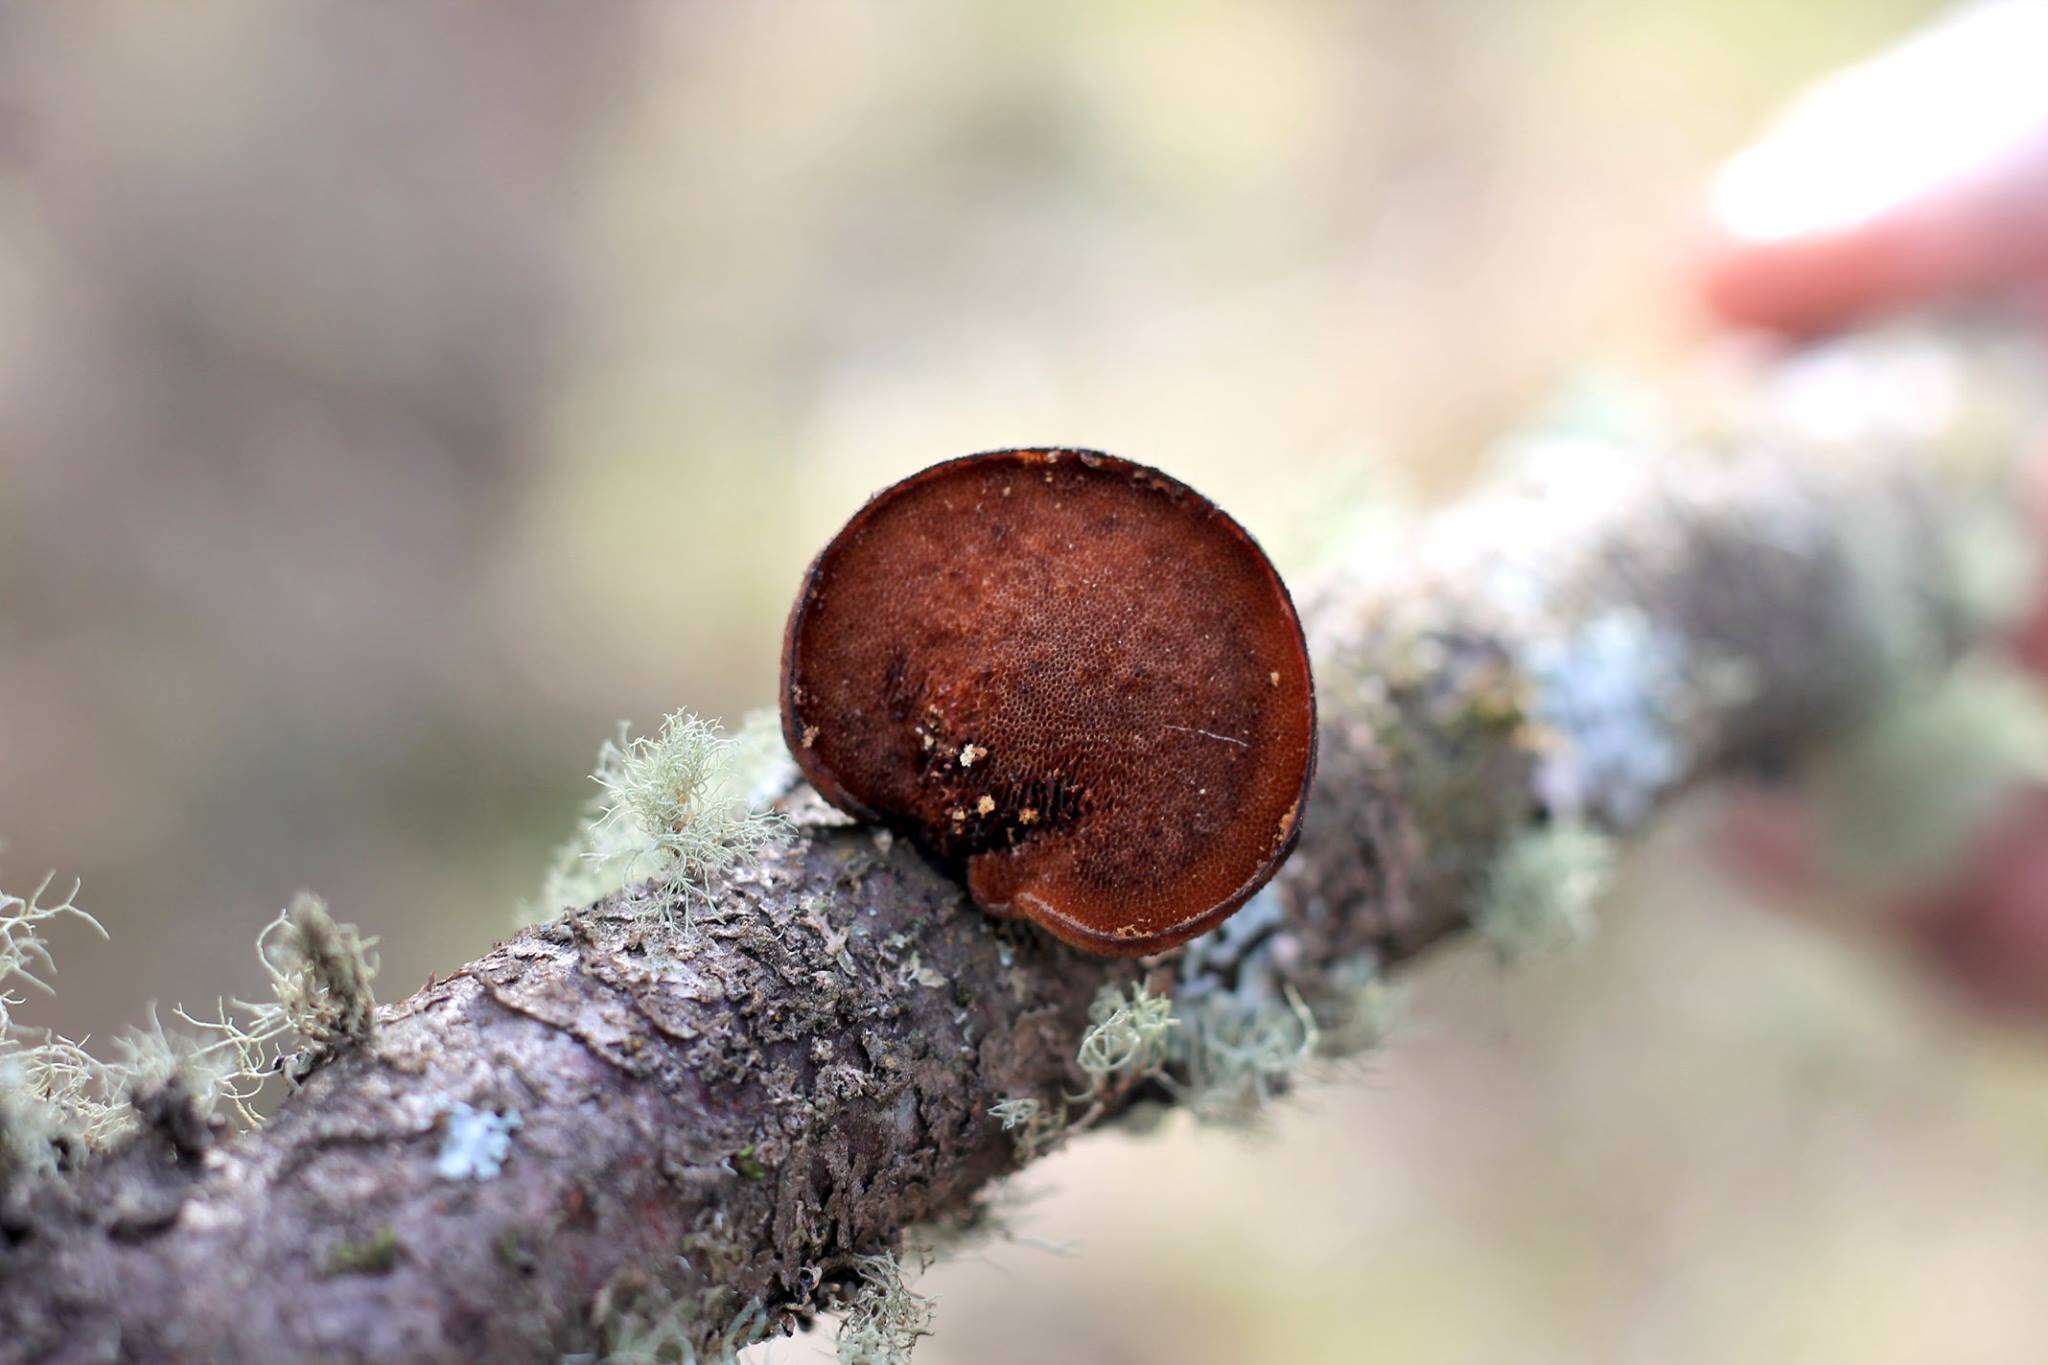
[781,448,1316,956]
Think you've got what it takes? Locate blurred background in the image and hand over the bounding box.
[10,2,2045,1361]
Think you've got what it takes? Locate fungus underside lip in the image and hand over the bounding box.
[982,817,1304,958]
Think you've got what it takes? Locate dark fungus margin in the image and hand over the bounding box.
[781,447,1317,956]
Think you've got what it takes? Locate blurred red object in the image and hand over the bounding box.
[1902,786,2048,1018]
[1696,2,2048,1017]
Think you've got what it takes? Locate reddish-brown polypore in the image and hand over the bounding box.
[780,448,1316,956]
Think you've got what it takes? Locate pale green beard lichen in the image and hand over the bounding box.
[1158,888,1404,1128]
[1002,972,1334,1150]
[988,1095,1063,1161]
[1,873,117,1173]
[1074,982,1176,1096]
[991,981,1184,1155]
[1,882,378,1176]
[1813,656,2048,894]
[0,873,101,1037]
[172,891,381,1126]
[1167,985,1320,1124]
[1477,823,1617,960]
[589,1279,768,1365]
[533,709,789,924]
[834,1252,935,1365]
[1057,958,1396,1137]
[1309,954,1404,1062]
[0,1054,69,1182]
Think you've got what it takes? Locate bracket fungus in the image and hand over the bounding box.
[780,448,1317,956]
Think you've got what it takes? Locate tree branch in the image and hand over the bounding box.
[0,327,2038,1363]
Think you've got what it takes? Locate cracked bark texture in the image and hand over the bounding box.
[0,329,2040,1362]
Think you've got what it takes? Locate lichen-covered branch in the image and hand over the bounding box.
[0,327,2040,1363]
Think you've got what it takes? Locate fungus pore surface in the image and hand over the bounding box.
[781,448,1316,955]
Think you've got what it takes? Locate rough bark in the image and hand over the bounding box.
[0,328,2038,1362]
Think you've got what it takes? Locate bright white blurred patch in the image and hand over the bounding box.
[1715,0,2048,243]
[434,1102,521,1181]
[1767,338,1964,445]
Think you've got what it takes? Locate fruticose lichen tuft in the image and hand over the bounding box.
[835,1252,935,1365]
[1309,954,1405,1062]
[1168,985,1320,1124]
[588,1279,768,1365]
[1814,656,2048,891]
[533,709,788,922]
[172,891,380,1125]
[1477,823,1617,960]
[1012,941,1399,1148]
[2,879,382,1178]
[1074,982,1176,1096]
[988,1095,1064,1160]
[1,874,124,1171]
[1158,886,1406,1126]
[0,873,102,1037]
